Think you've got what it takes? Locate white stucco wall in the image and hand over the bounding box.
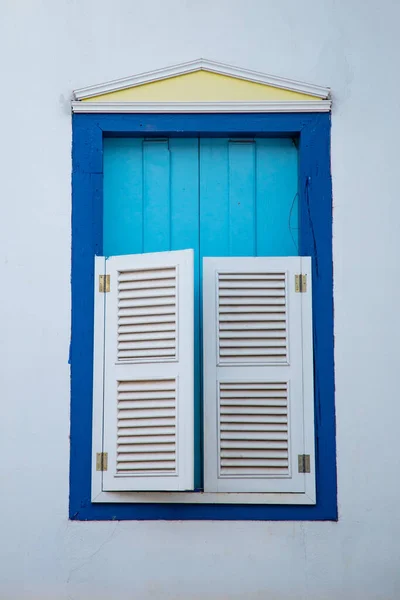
[1,0,400,598]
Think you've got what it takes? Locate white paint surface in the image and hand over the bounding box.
[0,0,400,598]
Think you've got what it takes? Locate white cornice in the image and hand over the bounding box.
[73,59,331,101]
[72,100,331,114]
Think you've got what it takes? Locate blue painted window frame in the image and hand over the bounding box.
[70,113,336,521]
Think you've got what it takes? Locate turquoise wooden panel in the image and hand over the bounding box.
[228,141,256,256]
[199,138,298,258]
[255,138,299,255]
[103,137,298,256]
[199,139,230,257]
[103,138,143,256]
[169,139,199,252]
[143,140,171,252]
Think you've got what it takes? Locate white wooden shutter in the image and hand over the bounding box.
[203,257,315,498]
[95,250,194,492]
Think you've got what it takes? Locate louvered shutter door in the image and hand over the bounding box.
[203,257,315,497]
[99,249,194,492]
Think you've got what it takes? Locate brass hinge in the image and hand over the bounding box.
[96,452,108,471]
[99,274,110,293]
[295,274,307,293]
[298,454,311,473]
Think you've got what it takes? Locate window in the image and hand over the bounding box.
[70,113,336,520]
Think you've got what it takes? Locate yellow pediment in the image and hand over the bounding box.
[83,70,321,103]
[72,59,331,113]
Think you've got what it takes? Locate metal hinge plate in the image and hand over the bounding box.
[298,454,311,473]
[295,274,307,293]
[96,452,108,471]
[99,274,110,293]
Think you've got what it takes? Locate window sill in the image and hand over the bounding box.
[92,490,316,505]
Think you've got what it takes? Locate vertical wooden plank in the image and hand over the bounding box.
[170,139,199,252]
[143,140,171,252]
[199,138,230,488]
[199,138,229,488]
[228,141,256,256]
[103,138,143,256]
[255,138,299,256]
[199,139,230,257]
[169,138,201,488]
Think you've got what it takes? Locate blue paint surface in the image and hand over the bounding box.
[71,113,336,521]
[103,138,143,255]
[256,139,299,255]
[228,141,256,255]
[143,140,171,252]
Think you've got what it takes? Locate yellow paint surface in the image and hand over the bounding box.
[84,70,321,102]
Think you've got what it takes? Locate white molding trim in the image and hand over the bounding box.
[72,100,331,114]
[92,490,316,505]
[73,58,330,100]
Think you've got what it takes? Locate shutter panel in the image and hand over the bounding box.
[203,257,315,498]
[97,249,194,492]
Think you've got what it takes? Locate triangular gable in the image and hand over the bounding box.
[72,59,331,113]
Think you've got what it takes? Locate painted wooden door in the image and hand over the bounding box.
[103,136,298,487]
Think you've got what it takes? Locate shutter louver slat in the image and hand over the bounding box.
[118,427,176,437]
[219,381,289,477]
[218,272,287,364]
[117,267,177,362]
[118,267,177,361]
[117,378,177,474]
